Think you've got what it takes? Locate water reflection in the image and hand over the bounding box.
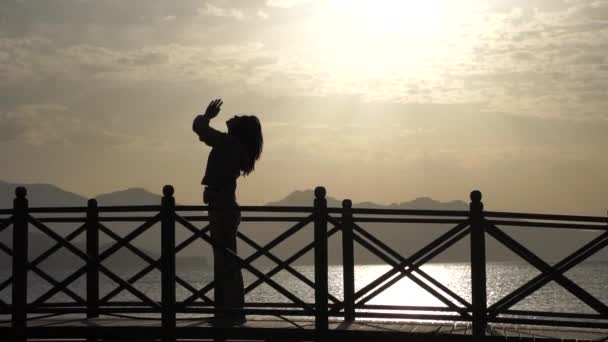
[1,262,607,314]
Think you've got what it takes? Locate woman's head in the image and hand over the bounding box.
[227,115,263,175]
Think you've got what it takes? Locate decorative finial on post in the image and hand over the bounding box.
[470,190,483,213]
[15,186,27,199]
[315,186,326,200]
[342,199,352,209]
[163,185,175,198]
[87,198,98,208]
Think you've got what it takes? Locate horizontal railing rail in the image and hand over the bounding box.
[1,185,607,341]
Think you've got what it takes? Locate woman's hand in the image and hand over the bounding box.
[204,98,223,119]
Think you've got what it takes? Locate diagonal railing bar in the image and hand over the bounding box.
[487,224,608,316]
[0,242,14,292]
[96,214,161,261]
[327,218,470,315]
[350,229,471,318]
[488,225,608,317]
[97,223,209,305]
[30,224,87,267]
[0,216,13,232]
[24,224,88,306]
[32,253,160,310]
[97,223,158,266]
[0,241,12,256]
[0,224,87,294]
[1,218,17,294]
[355,226,472,309]
[181,215,314,306]
[28,217,89,264]
[101,224,213,304]
[174,214,314,314]
[353,221,470,303]
[243,226,341,299]
[24,218,100,307]
[29,263,87,306]
[0,234,87,306]
[236,231,342,305]
[28,215,161,309]
[351,220,472,309]
[328,223,470,316]
[488,227,608,316]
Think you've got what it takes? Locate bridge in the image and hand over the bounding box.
[1,185,608,341]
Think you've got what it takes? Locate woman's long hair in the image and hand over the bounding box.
[229,115,263,175]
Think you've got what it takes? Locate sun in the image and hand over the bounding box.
[324,0,449,38]
[301,0,453,83]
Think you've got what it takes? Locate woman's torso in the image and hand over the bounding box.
[202,135,242,198]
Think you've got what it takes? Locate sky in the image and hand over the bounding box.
[0,0,607,215]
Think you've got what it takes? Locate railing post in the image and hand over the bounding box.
[314,186,329,334]
[86,199,99,325]
[469,190,487,337]
[161,185,176,342]
[12,187,28,342]
[341,199,355,321]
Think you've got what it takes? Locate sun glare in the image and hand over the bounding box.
[300,0,457,88]
[325,0,449,38]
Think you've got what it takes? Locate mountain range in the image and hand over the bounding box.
[1,180,606,270]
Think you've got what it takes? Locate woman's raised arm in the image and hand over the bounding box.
[192,99,226,147]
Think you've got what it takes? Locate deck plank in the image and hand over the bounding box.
[451,322,469,335]
[2,317,608,340]
[409,322,442,334]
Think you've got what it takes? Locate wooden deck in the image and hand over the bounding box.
[3,317,608,341]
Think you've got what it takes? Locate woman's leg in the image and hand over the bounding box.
[211,206,245,321]
[225,211,245,320]
[209,208,227,319]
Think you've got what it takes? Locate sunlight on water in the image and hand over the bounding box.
[2,262,608,315]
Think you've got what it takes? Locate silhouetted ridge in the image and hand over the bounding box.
[0,181,86,208]
[96,187,162,205]
[0,181,164,207]
[265,189,341,207]
[265,189,467,210]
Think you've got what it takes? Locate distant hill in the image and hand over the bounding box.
[265,189,468,210]
[96,188,163,206]
[0,180,164,208]
[0,180,87,208]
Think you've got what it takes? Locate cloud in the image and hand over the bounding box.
[266,0,312,8]
[257,10,269,19]
[511,51,536,61]
[569,53,606,65]
[1,0,607,123]
[199,3,245,20]
[0,35,283,87]
[0,104,136,146]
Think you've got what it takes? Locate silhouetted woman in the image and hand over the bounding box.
[192,99,263,325]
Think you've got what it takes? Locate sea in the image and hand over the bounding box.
[2,262,608,316]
